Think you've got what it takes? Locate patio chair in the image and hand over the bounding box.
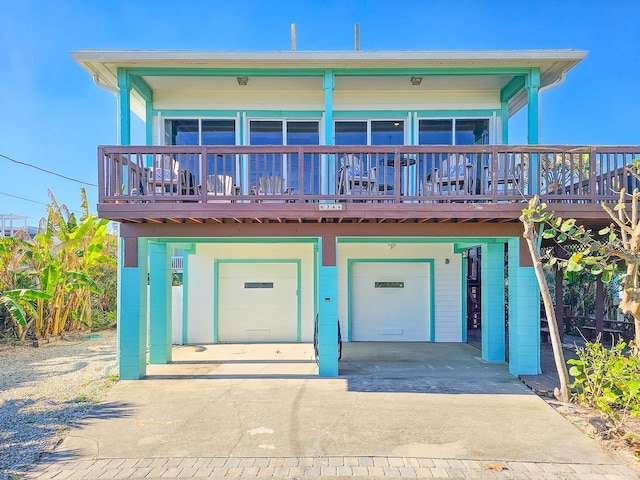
[255,175,293,202]
[338,154,380,195]
[433,154,474,195]
[206,174,235,203]
[482,153,523,195]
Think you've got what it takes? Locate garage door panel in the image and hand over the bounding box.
[218,263,297,342]
[351,262,429,341]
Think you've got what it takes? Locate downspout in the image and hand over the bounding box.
[92,73,119,96]
[536,72,567,144]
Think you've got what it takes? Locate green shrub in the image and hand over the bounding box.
[568,340,640,422]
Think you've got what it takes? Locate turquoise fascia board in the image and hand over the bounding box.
[213,259,302,343]
[500,76,526,103]
[154,109,323,118]
[345,258,436,342]
[336,67,533,77]
[125,66,533,78]
[128,67,326,77]
[318,265,338,377]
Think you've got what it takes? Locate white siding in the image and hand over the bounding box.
[154,89,324,112]
[185,242,315,343]
[337,242,462,342]
[351,262,430,341]
[333,90,501,112]
[218,263,297,342]
[171,286,183,344]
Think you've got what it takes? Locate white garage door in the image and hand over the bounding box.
[218,262,298,342]
[351,262,430,341]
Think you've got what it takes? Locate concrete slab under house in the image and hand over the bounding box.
[73,46,636,380]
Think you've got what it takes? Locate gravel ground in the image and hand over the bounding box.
[0,330,117,480]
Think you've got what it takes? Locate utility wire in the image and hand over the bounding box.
[0,191,49,206]
[0,153,97,187]
[0,191,83,215]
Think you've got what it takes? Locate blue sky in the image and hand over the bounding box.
[1,0,638,225]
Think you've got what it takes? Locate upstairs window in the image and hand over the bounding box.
[335,120,405,145]
[419,119,489,145]
[164,119,236,145]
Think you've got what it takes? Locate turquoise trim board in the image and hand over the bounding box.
[213,259,302,343]
[154,109,323,118]
[181,245,196,344]
[334,109,499,119]
[461,255,468,344]
[149,242,172,364]
[118,238,149,380]
[345,259,436,343]
[125,66,535,78]
[153,237,319,245]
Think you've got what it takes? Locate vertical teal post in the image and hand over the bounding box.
[118,238,148,379]
[508,237,541,375]
[526,68,540,194]
[149,242,172,364]
[117,68,131,146]
[322,70,335,195]
[500,101,509,145]
[318,265,339,376]
[481,242,505,362]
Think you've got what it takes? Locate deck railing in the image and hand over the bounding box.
[98,145,640,205]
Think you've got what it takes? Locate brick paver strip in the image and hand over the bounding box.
[19,456,640,479]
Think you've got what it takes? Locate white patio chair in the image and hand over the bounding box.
[434,154,474,195]
[206,174,235,203]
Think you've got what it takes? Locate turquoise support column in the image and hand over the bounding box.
[322,70,335,195]
[481,242,505,362]
[500,101,509,145]
[526,68,540,194]
[149,242,172,364]
[508,237,541,375]
[118,238,148,379]
[117,68,131,146]
[318,265,339,376]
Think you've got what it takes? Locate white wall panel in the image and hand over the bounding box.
[185,243,315,343]
[337,242,462,343]
[154,90,324,112]
[333,90,500,112]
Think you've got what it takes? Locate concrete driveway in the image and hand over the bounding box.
[54,342,613,465]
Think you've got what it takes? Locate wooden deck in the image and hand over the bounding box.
[98,145,640,224]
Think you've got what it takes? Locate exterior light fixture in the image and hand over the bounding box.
[237,76,249,86]
[410,76,423,86]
